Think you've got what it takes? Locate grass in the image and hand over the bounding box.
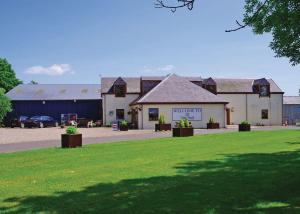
[1,130,300,213]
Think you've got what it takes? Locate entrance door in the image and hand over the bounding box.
[131,109,138,129]
[226,108,231,125]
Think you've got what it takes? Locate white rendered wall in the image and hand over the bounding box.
[139,104,226,130]
[102,94,139,125]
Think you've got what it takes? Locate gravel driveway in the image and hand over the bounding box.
[0,126,298,153]
[0,127,154,145]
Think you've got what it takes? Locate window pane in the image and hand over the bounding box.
[260,86,269,97]
[115,85,126,97]
[262,109,268,119]
[149,108,159,121]
[116,109,125,120]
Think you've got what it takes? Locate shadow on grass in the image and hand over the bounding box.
[2,151,300,213]
[286,141,300,145]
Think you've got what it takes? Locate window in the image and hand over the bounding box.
[259,85,270,97]
[116,109,125,120]
[149,108,159,121]
[261,109,268,119]
[114,85,126,97]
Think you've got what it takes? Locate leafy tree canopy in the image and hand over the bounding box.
[0,58,22,92]
[244,0,300,66]
[0,88,12,123]
[156,0,300,66]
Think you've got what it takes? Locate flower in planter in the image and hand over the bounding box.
[66,126,78,135]
[120,120,128,126]
[240,120,250,125]
[208,117,215,124]
[158,114,166,124]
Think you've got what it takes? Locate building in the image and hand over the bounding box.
[101,74,284,129]
[283,96,300,125]
[5,84,102,123]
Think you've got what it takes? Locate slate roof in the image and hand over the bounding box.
[101,77,140,93]
[6,84,101,101]
[133,74,228,104]
[214,78,283,93]
[284,96,300,105]
[141,76,203,81]
[102,75,283,94]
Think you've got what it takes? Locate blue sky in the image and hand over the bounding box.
[0,0,299,95]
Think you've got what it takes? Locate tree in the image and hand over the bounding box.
[0,88,12,123]
[155,0,300,66]
[0,58,22,93]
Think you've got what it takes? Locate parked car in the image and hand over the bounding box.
[10,116,28,128]
[23,116,58,128]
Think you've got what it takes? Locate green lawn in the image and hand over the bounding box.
[1,130,300,213]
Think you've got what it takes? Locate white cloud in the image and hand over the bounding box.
[157,64,175,71]
[143,64,175,74]
[25,64,74,76]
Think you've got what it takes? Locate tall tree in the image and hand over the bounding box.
[0,88,12,123]
[155,0,300,66]
[0,58,22,92]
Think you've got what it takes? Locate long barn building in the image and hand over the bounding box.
[5,84,102,123]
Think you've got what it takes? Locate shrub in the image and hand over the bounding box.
[183,118,190,127]
[240,120,250,125]
[208,117,215,124]
[158,114,166,124]
[120,120,128,126]
[179,119,186,128]
[66,126,78,134]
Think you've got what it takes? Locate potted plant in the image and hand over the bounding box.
[239,120,251,131]
[207,117,220,129]
[155,114,171,131]
[61,126,82,148]
[119,120,129,131]
[172,118,194,137]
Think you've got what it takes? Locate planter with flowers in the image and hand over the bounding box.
[207,117,220,129]
[119,120,129,131]
[239,121,251,131]
[61,126,82,148]
[155,114,171,131]
[172,118,194,137]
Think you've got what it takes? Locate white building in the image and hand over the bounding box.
[101,74,284,129]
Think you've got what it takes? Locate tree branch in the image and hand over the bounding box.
[225,0,269,32]
[155,0,195,12]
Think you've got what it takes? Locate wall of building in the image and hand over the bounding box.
[218,93,283,125]
[102,94,139,125]
[5,100,102,124]
[139,104,226,129]
[218,94,247,124]
[283,104,300,125]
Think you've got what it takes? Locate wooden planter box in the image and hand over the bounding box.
[207,123,220,129]
[172,127,194,137]
[155,123,171,131]
[61,134,82,148]
[119,125,129,131]
[239,124,251,131]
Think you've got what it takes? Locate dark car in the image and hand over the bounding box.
[23,116,58,128]
[10,116,28,128]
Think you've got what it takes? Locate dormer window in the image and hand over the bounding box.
[253,78,270,97]
[202,77,217,94]
[113,77,127,97]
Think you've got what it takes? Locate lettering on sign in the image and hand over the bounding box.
[172,108,202,121]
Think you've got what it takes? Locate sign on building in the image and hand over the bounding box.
[172,108,202,121]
